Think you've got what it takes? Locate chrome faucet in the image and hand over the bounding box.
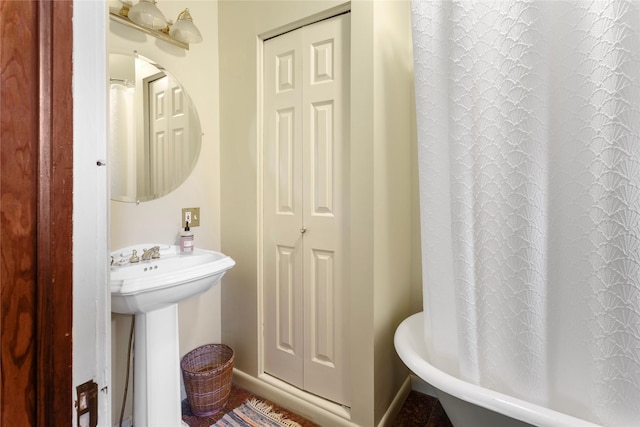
[141,246,161,261]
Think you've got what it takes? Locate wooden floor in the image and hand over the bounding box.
[182,385,453,427]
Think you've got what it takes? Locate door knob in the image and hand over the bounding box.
[300,226,307,234]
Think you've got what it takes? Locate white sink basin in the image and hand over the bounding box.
[110,244,235,314]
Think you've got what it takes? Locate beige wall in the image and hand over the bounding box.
[219,1,417,425]
[108,1,220,422]
[371,0,415,422]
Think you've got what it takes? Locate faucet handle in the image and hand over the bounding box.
[151,246,161,259]
[129,249,140,263]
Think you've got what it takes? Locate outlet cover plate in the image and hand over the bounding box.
[182,207,200,227]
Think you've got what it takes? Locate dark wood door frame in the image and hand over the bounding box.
[1,1,73,425]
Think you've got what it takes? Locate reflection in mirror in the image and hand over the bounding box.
[109,53,202,203]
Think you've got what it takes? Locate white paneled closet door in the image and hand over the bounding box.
[263,13,350,407]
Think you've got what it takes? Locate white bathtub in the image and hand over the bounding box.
[394,313,603,427]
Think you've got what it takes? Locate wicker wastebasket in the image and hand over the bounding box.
[181,344,234,416]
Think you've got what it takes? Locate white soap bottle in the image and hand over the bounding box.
[180,221,194,254]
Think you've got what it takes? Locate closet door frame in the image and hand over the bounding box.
[258,12,351,409]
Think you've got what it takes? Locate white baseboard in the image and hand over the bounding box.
[232,369,413,427]
[232,369,354,427]
[376,376,412,427]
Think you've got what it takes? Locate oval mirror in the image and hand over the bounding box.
[109,53,202,203]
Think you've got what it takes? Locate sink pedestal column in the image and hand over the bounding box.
[134,304,188,427]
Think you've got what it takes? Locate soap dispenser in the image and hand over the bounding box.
[180,221,194,254]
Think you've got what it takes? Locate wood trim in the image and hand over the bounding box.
[36,5,54,422]
[0,1,40,424]
[37,1,74,426]
[0,0,73,425]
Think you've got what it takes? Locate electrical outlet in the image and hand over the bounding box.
[181,207,200,227]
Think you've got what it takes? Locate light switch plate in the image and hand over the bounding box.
[182,207,200,227]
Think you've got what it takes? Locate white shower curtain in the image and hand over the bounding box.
[412,1,640,425]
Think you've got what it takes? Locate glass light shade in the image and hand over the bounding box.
[169,9,203,44]
[128,0,167,30]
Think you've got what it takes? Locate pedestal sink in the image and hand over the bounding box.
[110,244,235,427]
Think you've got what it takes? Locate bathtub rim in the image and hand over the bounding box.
[394,312,602,427]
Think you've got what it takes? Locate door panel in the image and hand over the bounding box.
[310,101,335,215]
[310,248,336,367]
[264,28,304,388]
[263,13,350,407]
[275,245,297,353]
[276,108,296,213]
[301,14,350,406]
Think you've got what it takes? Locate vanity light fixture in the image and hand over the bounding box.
[128,0,167,30]
[110,0,203,50]
[169,9,203,44]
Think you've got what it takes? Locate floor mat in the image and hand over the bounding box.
[211,398,301,427]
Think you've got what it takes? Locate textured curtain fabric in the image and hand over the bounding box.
[412,1,640,425]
